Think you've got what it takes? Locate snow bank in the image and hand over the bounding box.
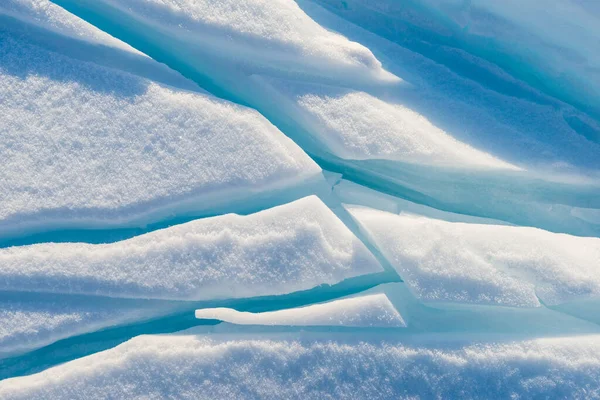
[0,197,382,300]
[2,332,600,399]
[347,206,600,307]
[195,294,404,327]
[0,18,321,236]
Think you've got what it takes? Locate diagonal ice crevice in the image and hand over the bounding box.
[48,0,600,238]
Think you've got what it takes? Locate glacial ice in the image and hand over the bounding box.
[2,331,600,399]
[195,293,405,327]
[0,10,323,237]
[0,196,382,300]
[347,205,600,307]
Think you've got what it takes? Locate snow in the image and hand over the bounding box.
[0,297,177,357]
[348,206,600,307]
[0,196,383,300]
[93,0,396,83]
[195,294,405,327]
[2,331,600,399]
[0,18,322,237]
[257,77,517,169]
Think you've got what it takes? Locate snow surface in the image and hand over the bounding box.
[0,18,321,236]
[94,0,396,83]
[0,297,177,357]
[3,332,600,399]
[257,77,517,169]
[195,294,405,327]
[348,206,600,307]
[0,197,382,300]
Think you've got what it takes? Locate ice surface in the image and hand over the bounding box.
[90,0,395,83]
[0,296,179,357]
[348,206,600,307]
[0,0,136,51]
[195,294,405,327]
[0,197,382,300]
[0,19,322,236]
[257,77,517,169]
[2,331,600,399]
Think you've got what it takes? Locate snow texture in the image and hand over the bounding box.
[348,206,600,307]
[98,0,396,82]
[0,20,321,235]
[2,332,600,399]
[195,294,405,327]
[0,196,382,300]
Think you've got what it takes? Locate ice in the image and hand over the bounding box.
[0,0,136,51]
[83,0,395,83]
[2,331,600,399]
[195,293,405,327]
[0,296,178,357]
[0,197,382,300]
[348,206,600,307]
[256,77,517,169]
[0,15,322,237]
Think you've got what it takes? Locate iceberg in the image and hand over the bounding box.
[195,293,405,327]
[0,196,383,300]
[2,331,600,399]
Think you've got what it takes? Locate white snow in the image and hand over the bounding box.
[258,77,517,169]
[0,297,178,356]
[0,22,321,235]
[0,0,136,51]
[95,0,396,83]
[195,294,405,327]
[348,206,600,307]
[0,197,383,300]
[2,332,600,399]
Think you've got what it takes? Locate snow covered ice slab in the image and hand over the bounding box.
[2,332,600,399]
[0,196,383,300]
[76,0,396,83]
[0,14,323,236]
[0,296,179,357]
[195,293,405,327]
[347,206,600,308]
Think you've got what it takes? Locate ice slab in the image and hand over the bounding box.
[195,293,405,327]
[347,206,600,307]
[257,77,517,169]
[0,21,322,237]
[85,0,395,84]
[0,196,383,300]
[0,295,178,357]
[2,331,600,399]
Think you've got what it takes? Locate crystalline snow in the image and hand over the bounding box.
[0,27,321,235]
[195,293,405,327]
[82,0,396,82]
[2,332,600,399]
[0,196,383,300]
[0,297,178,356]
[259,77,517,169]
[0,0,135,51]
[347,206,600,307]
